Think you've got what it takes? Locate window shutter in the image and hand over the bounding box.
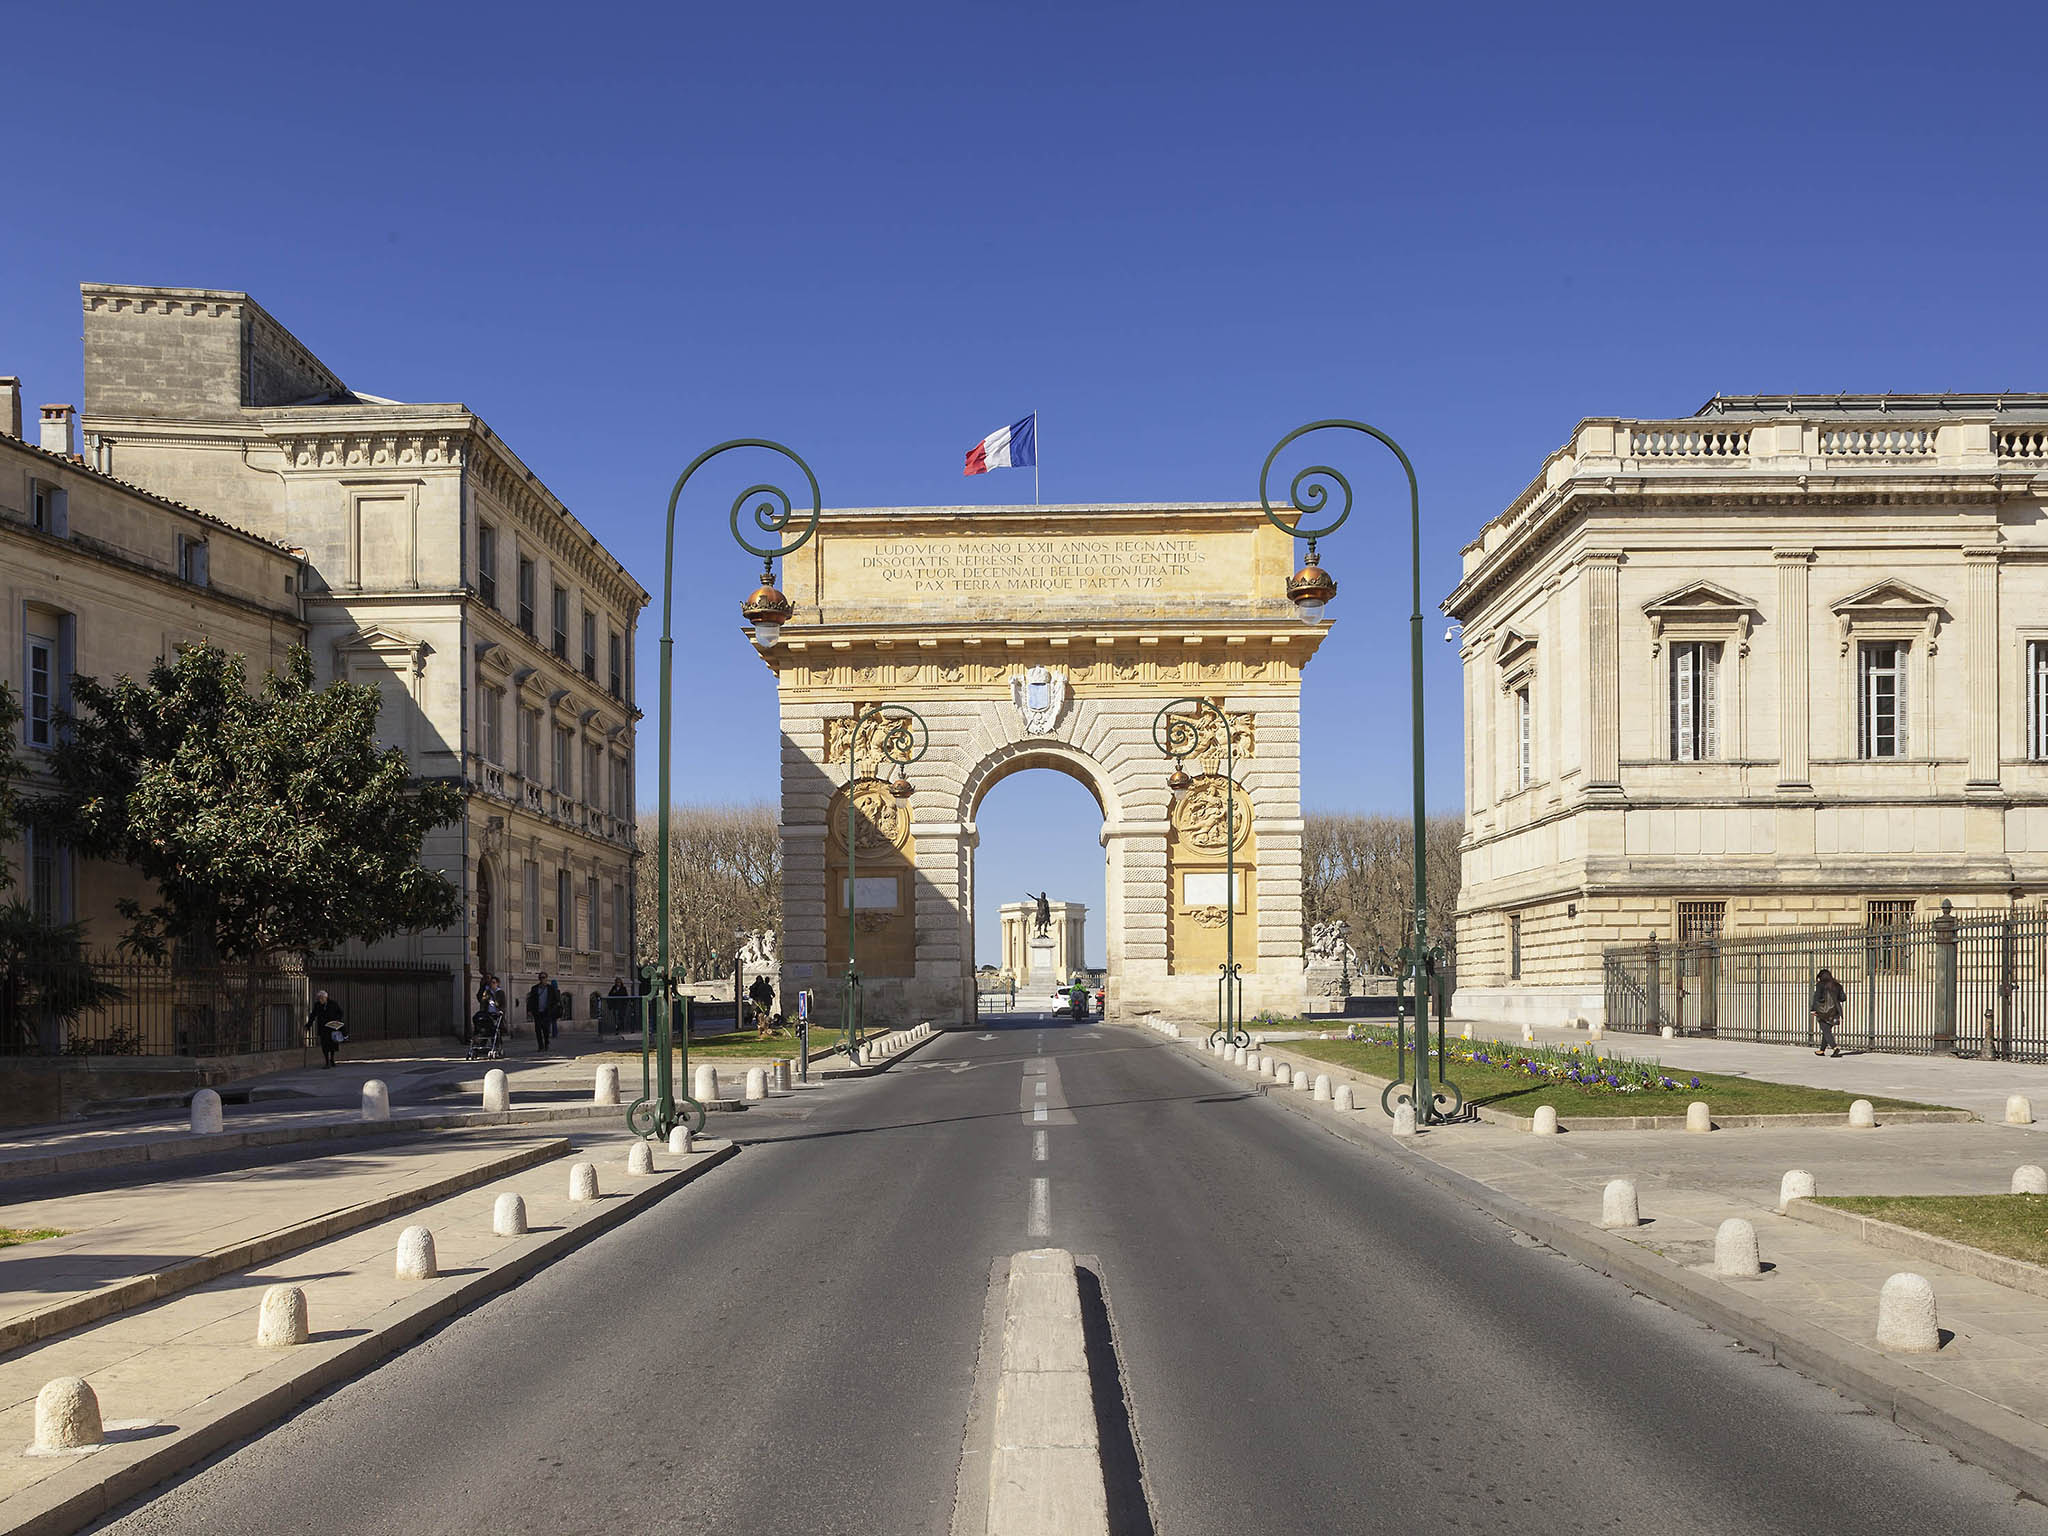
[1701,643,1720,760]
[1897,643,1909,757]
[1673,646,1695,762]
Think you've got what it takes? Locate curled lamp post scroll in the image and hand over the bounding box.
[631,440,820,1143]
[841,704,928,1057]
[1259,420,1448,1124]
[1154,697,1248,1049]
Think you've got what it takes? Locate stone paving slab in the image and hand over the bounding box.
[1157,1025,2048,1502]
[0,1134,573,1356]
[0,1131,737,1536]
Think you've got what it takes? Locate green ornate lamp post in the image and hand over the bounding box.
[838,703,928,1060]
[1152,697,1248,1049]
[628,440,819,1141]
[1258,420,1456,1125]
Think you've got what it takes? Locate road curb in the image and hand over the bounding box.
[0,1137,574,1360]
[814,1026,945,1079]
[0,1140,740,1536]
[1151,1027,2048,1505]
[1785,1199,2048,1302]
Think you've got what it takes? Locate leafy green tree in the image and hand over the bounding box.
[38,643,464,981]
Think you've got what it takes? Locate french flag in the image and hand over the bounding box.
[963,413,1036,476]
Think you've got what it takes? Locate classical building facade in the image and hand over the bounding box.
[1445,395,2048,1026]
[75,286,648,1029]
[998,899,1088,988]
[768,501,1319,1028]
[0,385,305,945]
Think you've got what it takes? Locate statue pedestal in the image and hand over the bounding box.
[1303,961,1349,1015]
[1026,937,1059,989]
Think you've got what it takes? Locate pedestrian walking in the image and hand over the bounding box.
[306,989,347,1069]
[747,973,775,1035]
[1810,967,1846,1057]
[527,971,562,1052]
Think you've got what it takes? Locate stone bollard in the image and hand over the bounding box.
[2013,1165,2048,1195]
[1334,1083,1356,1111]
[2007,1094,2035,1127]
[692,1064,718,1102]
[1391,1101,1417,1137]
[627,1141,655,1176]
[1460,1025,1472,1040]
[493,1192,528,1236]
[1660,1025,1675,1040]
[1532,1105,1559,1136]
[1779,1169,1817,1211]
[1714,1218,1763,1279]
[1599,1178,1640,1229]
[1312,1074,1331,1102]
[1246,1051,1262,1073]
[1520,1024,1535,1044]
[256,1284,310,1347]
[1271,1059,1290,1083]
[593,1064,620,1106]
[569,1161,599,1202]
[668,1124,693,1156]
[190,1088,223,1135]
[482,1068,509,1112]
[744,1068,767,1102]
[773,1060,791,1092]
[1292,1069,1311,1091]
[395,1226,438,1280]
[360,1080,390,1122]
[1876,1272,1941,1353]
[33,1377,102,1453]
[1684,1101,1712,1133]
[1848,1099,1876,1130]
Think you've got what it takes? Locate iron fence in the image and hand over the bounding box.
[0,953,455,1058]
[1602,905,2048,1061]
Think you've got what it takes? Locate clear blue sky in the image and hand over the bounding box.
[6,1,2044,964]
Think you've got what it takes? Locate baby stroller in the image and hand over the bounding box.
[467,1006,505,1060]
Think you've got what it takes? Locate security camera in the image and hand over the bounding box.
[1443,622,1463,644]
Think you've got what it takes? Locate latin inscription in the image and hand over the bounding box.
[856,536,1209,595]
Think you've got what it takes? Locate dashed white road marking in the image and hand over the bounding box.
[1032,1104,1048,1122]
[1027,1177,1050,1238]
[1033,1130,1048,1161]
[1035,1080,1047,1097]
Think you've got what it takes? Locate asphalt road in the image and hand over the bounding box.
[96,1018,2048,1535]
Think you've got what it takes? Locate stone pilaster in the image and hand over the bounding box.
[1966,546,2002,788]
[1583,553,1622,791]
[1775,549,1814,789]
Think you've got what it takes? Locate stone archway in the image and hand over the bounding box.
[766,501,1328,1027]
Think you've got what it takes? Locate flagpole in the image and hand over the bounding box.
[1035,409,1040,506]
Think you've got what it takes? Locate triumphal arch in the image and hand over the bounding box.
[765,502,1328,1027]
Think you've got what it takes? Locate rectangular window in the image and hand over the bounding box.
[477,522,498,610]
[523,860,540,937]
[581,610,597,680]
[177,535,209,587]
[2030,641,2048,761]
[551,585,569,660]
[1867,898,1916,975]
[31,482,51,532]
[586,874,601,951]
[613,883,629,957]
[519,707,540,778]
[517,556,536,637]
[1515,685,1533,789]
[611,754,629,816]
[587,742,603,807]
[556,868,572,947]
[1507,913,1522,980]
[1676,899,1726,944]
[26,633,54,748]
[480,683,503,764]
[1669,641,1722,762]
[608,632,623,698]
[26,826,57,922]
[1859,642,1907,759]
[552,726,571,793]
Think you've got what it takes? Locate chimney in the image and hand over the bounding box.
[39,404,76,458]
[0,378,19,440]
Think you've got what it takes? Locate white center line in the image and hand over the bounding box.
[1033,1130,1048,1161]
[1027,1176,1050,1238]
[1033,1103,1048,1122]
[1035,1080,1047,1097]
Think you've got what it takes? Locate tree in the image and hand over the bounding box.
[1301,812,1463,971]
[636,804,781,982]
[38,644,464,980]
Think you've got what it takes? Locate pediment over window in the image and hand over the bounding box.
[1831,579,1946,655]
[475,639,515,679]
[1643,581,1758,656]
[334,624,430,675]
[1493,627,1537,667]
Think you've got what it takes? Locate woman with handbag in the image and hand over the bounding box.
[306,989,347,1069]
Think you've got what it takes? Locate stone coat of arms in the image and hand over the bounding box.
[1010,665,1068,735]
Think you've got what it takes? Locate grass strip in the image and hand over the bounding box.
[1813,1195,2048,1269]
[1282,1037,1951,1117]
[0,1228,64,1248]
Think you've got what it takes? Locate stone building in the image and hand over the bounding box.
[75,286,648,1030]
[998,899,1088,988]
[0,383,305,942]
[1444,395,2048,1026]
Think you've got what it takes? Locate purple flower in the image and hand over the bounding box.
[1689,1077,1701,1089]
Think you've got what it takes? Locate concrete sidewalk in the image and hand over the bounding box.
[0,1130,736,1536]
[1165,1026,2048,1501]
